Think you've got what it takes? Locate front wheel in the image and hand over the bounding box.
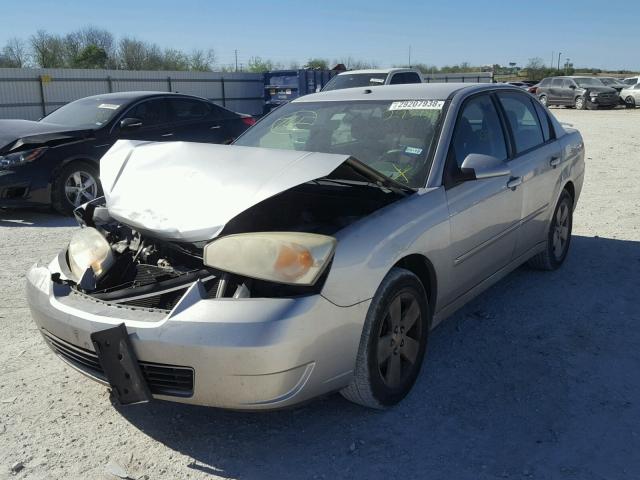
[574,96,586,110]
[340,268,430,409]
[51,161,101,215]
[625,96,636,109]
[528,189,573,270]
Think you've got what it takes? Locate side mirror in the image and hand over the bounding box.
[460,153,510,180]
[568,84,576,89]
[120,117,143,130]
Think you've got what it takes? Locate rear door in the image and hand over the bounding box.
[443,93,523,303]
[496,91,561,257]
[167,97,229,143]
[116,98,173,141]
[548,78,564,103]
[561,79,576,105]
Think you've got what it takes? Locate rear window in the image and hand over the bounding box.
[322,73,388,91]
[539,78,551,87]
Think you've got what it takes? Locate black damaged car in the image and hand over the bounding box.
[0,91,255,214]
[536,76,619,110]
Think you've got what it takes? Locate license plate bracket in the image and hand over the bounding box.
[91,324,152,405]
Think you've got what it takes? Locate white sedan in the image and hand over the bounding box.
[620,84,640,108]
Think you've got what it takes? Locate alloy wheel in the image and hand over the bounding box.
[64,171,98,207]
[376,291,423,389]
[626,96,636,108]
[552,200,570,260]
[575,97,585,110]
[539,95,548,106]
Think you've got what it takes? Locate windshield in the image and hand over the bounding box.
[41,97,125,128]
[234,100,445,188]
[574,78,605,87]
[322,73,388,91]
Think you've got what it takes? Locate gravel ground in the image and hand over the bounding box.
[1,107,639,480]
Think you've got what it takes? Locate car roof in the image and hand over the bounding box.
[336,68,418,76]
[294,82,509,102]
[78,91,206,102]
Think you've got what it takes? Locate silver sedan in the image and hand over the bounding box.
[26,83,585,410]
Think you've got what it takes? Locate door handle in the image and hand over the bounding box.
[210,125,222,130]
[507,176,522,190]
[550,156,561,168]
[161,133,174,137]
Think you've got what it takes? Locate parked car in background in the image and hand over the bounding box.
[620,83,640,108]
[0,92,254,214]
[27,83,584,411]
[321,68,422,91]
[506,81,529,89]
[597,77,628,93]
[536,76,619,110]
[622,76,639,87]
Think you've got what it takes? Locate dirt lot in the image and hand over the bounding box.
[1,107,639,480]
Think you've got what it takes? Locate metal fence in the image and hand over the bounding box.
[0,68,265,120]
[422,72,494,83]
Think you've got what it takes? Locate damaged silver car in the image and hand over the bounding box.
[26,83,585,410]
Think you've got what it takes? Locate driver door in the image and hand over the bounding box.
[116,98,173,142]
[442,93,522,305]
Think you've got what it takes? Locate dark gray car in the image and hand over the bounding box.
[536,76,619,110]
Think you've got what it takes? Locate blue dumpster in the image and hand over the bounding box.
[263,69,336,114]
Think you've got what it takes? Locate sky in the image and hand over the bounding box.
[1,0,636,71]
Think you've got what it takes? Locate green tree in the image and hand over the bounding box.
[73,45,108,69]
[247,56,281,72]
[304,58,328,70]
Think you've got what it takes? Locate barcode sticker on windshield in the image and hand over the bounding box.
[98,103,120,110]
[389,100,444,111]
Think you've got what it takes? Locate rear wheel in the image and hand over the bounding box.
[528,189,573,270]
[574,96,586,110]
[340,268,430,409]
[538,94,548,107]
[625,96,636,109]
[51,161,101,215]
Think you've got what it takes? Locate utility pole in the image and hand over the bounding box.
[408,45,411,68]
[551,51,554,69]
[557,52,562,72]
[235,50,238,72]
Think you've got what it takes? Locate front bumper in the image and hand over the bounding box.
[0,167,50,207]
[588,95,619,107]
[26,257,370,409]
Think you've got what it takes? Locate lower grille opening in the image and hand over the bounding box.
[42,330,194,397]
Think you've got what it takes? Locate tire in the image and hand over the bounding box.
[528,189,573,270]
[51,161,101,215]
[538,94,548,107]
[574,96,586,110]
[340,267,430,409]
[625,96,636,109]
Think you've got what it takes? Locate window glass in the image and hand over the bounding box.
[533,100,552,142]
[539,78,551,87]
[390,72,422,84]
[498,92,544,153]
[449,95,507,170]
[562,79,574,88]
[234,100,444,187]
[41,97,124,128]
[168,98,212,122]
[322,73,388,91]
[551,78,564,87]
[126,99,167,127]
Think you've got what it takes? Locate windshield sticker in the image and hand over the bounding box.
[98,103,120,110]
[370,78,385,83]
[404,146,423,155]
[389,100,444,111]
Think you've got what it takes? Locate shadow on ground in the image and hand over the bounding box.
[113,235,639,479]
[0,209,75,228]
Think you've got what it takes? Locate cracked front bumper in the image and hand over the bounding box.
[25,256,369,409]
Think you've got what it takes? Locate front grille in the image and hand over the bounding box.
[42,330,194,397]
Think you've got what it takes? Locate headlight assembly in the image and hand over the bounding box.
[590,92,599,97]
[67,227,114,281]
[203,232,337,286]
[0,147,47,169]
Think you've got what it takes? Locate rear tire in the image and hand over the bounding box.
[51,161,101,215]
[528,189,573,271]
[538,94,548,107]
[340,267,430,409]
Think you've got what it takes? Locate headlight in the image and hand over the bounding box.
[590,92,599,97]
[203,232,336,286]
[67,227,114,281]
[0,147,47,169]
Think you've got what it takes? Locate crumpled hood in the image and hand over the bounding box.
[100,140,353,242]
[0,119,91,153]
